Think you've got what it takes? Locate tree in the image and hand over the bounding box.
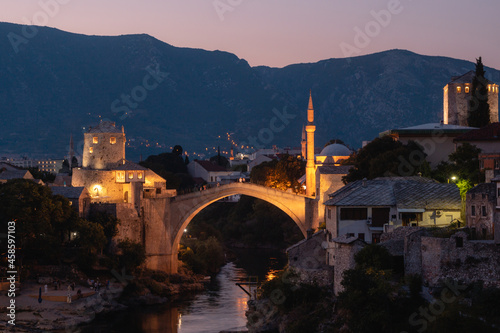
[468,57,491,128]
[250,155,305,193]
[432,143,482,184]
[342,136,429,183]
[140,148,194,190]
[117,239,146,273]
[172,145,183,156]
[0,179,79,264]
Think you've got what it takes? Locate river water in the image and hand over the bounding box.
[80,249,286,333]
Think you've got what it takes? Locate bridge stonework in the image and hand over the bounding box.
[141,183,318,274]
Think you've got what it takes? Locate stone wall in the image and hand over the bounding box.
[421,231,500,288]
[72,169,124,203]
[90,202,143,245]
[331,239,365,295]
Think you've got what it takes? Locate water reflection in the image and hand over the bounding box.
[80,250,286,333]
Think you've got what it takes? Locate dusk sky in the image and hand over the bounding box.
[2,0,500,69]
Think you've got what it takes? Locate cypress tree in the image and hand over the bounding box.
[467,57,491,127]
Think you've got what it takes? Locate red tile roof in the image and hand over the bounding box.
[454,122,500,142]
[195,160,227,172]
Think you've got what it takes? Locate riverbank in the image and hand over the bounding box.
[0,267,206,332]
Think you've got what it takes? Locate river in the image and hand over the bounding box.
[79,249,286,333]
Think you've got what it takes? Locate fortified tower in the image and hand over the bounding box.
[305,91,316,197]
[82,121,126,170]
[443,71,499,126]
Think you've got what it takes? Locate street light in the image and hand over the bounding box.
[448,176,457,183]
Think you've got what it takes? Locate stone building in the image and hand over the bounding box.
[380,122,474,168]
[286,229,333,287]
[72,121,172,213]
[466,176,500,242]
[50,186,91,218]
[443,71,499,126]
[326,235,365,295]
[324,177,462,243]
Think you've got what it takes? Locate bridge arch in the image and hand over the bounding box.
[143,182,318,273]
[171,183,308,250]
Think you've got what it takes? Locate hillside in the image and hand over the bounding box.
[1,22,499,160]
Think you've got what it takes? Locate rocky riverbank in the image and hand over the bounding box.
[0,267,206,332]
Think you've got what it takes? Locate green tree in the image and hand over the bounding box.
[468,57,491,128]
[87,211,119,243]
[0,180,78,264]
[432,143,482,184]
[250,154,305,193]
[342,136,428,183]
[117,239,146,273]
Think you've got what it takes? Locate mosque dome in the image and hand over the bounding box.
[319,143,351,157]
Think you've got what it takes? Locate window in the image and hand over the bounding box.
[495,159,500,170]
[93,137,98,144]
[128,172,134,179]
[156,188,161,194]
[110,137,116,144]
[358,233,365,241]
[456,86,462,93]
[327,208,331,219]
[116,171,125,182]
[465,86,470,93]
[488,85,492,92]
[137,172,143,179]
[89,147,93,154]
[372,208,390,227]
[482,206,487,217]
[340,208,367,220]
[347,233,355,238]
[372,233,381,244]
[498,188,500,198]
[471,205,476,217]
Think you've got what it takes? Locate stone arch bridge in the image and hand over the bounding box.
[141,182,318,273]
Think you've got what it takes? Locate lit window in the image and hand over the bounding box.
[110,137,116,144]
[465,86,470,93]
[128,172,134,179]
[456,86,462,93]
[89,147,93,153]
[116,171,125,182]
[93,137,98,144]
[489,85,492,92]
[138,172,143,179]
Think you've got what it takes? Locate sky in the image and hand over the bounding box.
[1,0,500,69]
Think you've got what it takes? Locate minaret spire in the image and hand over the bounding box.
[305,91,316,197]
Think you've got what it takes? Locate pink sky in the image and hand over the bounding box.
[2,0,500,69]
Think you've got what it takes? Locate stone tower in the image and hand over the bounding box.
[82,121,126,170]
[443,71,499,126]
[305,91,316,197]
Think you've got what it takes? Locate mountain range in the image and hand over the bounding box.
[1,22,499,161]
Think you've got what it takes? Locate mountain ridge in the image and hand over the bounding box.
[0,22,498,160]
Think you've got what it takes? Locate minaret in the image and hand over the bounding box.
[305,91,316,197]
[301,125,306,160]
[68,134,75,168]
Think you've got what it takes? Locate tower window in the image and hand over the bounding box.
[89,147,93,154]
[465,86,470,93]
[488,85,492,92]
[93,137,98,144]
[138,172,143,179]
[116,171,125,182]
[456,86,462,93]
[128,172,134,179]
[110,137,116,144]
